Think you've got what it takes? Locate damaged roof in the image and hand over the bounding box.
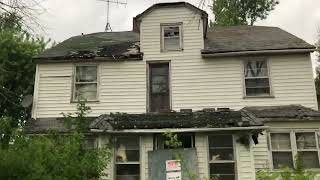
[34,26,315,61]
[202,26,315,54]
[242,105,320,122]
[34,31,141,61]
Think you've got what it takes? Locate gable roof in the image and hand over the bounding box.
[34,31,141,61]
[202,26,315,56]
[34,26,315,62]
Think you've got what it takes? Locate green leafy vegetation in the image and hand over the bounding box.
[257,155,317,180]
[211,0,279,26]
[0,101,112,180]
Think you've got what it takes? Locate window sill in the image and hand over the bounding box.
[243,95,275,99]
[161,49,184,52]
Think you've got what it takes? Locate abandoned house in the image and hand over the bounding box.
[27,2,320,180]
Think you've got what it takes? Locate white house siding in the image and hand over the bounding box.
[195,133,209,179]
[140,135,153,180]
[253,122,320,170]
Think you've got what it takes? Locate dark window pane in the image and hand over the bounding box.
[76,66,97,82]
[149,63,170,112]
[272,152,293,169]
[164,26,180,37]
[299,152,320,168]
[296,133,317,149]
[209,135,233,148]
[210,174,235,180]
[116,137,139,162]
[210,163,235,180]
[209,149,234,161]
[246,87,270,96]
[271,133,291,150]
[155,134,194,149]
[245,78,269,88]
[116,164,140,177]
[164,37,180,50]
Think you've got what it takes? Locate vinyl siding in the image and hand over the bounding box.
[141,135,153,180]
[235,135,256,180]
[33,7,317,118]
[252,122,320,171]
[195,133,209,179]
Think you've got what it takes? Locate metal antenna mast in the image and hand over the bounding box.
[98,0,127,32]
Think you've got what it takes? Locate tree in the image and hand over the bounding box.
[0,12,46,121]
[212,0,279,26]
[315,31,320,107]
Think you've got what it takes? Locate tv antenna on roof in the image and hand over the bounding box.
[97,0,127,32]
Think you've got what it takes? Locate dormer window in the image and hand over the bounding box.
[161,23,183,51]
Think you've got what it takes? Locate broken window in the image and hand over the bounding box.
[244,60,271,96]
[269,131,320,169]
[208,135,235,180]
[154,133,194,150]
[161,23,183,51]
[73,65,98,101]
[149,63,170,113]
[115,136,140,180]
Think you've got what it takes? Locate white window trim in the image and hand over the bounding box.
[114,136,141,180]
[207,134,237,180]
[242,58,273,98]
[71,64,100,102]
[161,23,183,51]
[268,129,320,170]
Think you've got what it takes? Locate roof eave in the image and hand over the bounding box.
[201,48,316,58]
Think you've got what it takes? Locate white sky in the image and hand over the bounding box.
[37,0,320,70]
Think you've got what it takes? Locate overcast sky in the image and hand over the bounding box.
[38,0,320,44]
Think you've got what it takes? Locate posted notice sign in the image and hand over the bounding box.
[166,160,181,172]
[166,171,181,180]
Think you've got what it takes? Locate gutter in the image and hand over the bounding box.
[201,48,316,58]
[90,126,269,134]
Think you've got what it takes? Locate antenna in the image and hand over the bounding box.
[97,0,127,32]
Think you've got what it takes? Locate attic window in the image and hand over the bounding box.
[73,65,98,101]
[161,23,183,51]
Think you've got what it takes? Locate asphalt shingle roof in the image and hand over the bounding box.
[203,26,314,54]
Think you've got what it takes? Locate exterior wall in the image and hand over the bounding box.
[253,122,320,170]
[141,135,153,180]
[33,7,317,119]
[195,133,209,179]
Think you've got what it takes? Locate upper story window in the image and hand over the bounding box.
[161,23,183,51]
[73,65,98,101]
[148,63,170,113]
[244,59,271,97]
[269,131,320,169]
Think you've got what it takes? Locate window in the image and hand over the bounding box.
[148,63,170,113]
[243,60,271,96]
[73,65,98,101]
[270,133,293,169]
[269,131,320,169]
[161,23,183,51]
[115,137,140,180]
[208,135,235,180]
[154,133,194,150]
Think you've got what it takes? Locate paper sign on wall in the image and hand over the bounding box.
[166,160,181,172]
[166,171,181,180]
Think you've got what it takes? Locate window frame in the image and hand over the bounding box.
[161,23,183,51]
[72,64,100,102]
[147,61,171,113]
[268,130,320,170]
[207,134,237,180]
[114,136,141,180]
[242,58,273,98]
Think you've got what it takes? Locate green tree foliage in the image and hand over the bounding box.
[0,101,112,180]
[211,0,279,26]
[0,12,46,123]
